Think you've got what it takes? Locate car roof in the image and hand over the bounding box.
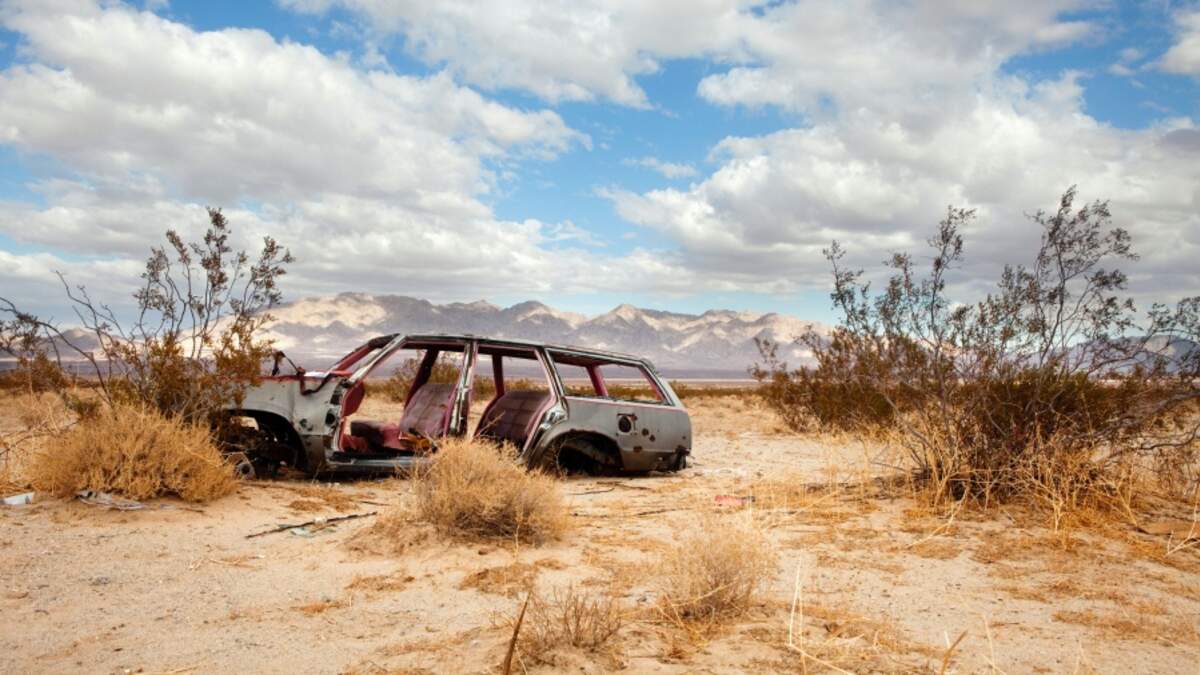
[394,333,654,366]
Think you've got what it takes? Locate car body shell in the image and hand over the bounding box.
[222,334,692,474]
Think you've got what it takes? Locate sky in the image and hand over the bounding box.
[0,0,1198,324]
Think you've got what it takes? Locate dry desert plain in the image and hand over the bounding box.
[2,394,1199,674]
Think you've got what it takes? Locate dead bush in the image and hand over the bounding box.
[1,392,80,494]
[411,437,568,544]
[379,353,464,402]
[0,462,22,496]
[755,187,1200,517]
[0,208,292,425]
[514,585,625,665]
[656,514,777,628]
[27,403,237,502]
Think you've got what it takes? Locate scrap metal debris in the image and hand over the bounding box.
[246,511,378,539]
[76,490,147,510]
[72,490,204,512]
[2,492,34,506]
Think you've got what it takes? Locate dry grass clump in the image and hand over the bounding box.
[347,573,415,593]
[514,585,625,665]
[686,394,791,437]
[459,558,567,597]
[281,483,361,512]
[411,437,568,545]
[772,581,941,674]
[656,514,777,629]
[752,189,1200,529]
[1053,608,1200,646]
[294,597,351,615]
[27,403,237,502]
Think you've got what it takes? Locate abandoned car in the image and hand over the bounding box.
[220,334,692,476]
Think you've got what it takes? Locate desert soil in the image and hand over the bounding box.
[2,396,1199,674]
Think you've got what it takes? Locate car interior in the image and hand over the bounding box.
[338,342,556,455]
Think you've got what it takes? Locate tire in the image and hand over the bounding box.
[665,450,689,472]
[228,452,257,480]
[538,437,618,476]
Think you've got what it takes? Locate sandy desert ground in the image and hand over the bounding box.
[2,395,1199,674]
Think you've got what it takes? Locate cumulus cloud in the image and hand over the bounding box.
[0,0,717,315]
[623,156,697,179]
[283,0,1200,303]
[694,1,1098,119]
[0,0,586,205]
[0,0,1195,320]
[280,0,742,107]
[1161,9,1200,75]
[607,74,1200,301]
[290,0,1097,111]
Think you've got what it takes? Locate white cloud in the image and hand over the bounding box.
[624,156,697,179]
[0,0,721,316]
[1161,9,1200,75]
[0,0,586,205]
[1,0,1195,318]
[1108,46,1144,77]
[288,0,1097,112]
[607,74,1200,300]
[694,1,1098,117]
[281,0,748,107]
[278,0,789,107]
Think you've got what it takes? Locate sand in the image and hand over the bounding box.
[2,396,1199,673]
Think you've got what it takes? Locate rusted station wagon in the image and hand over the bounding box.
[220,334,692,477]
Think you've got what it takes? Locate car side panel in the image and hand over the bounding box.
[551,397,691,472]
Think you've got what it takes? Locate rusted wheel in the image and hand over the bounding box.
[228,452,257,480]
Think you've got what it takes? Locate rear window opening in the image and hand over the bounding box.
[548,352,667,404]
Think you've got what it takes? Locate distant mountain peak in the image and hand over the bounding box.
[449,299,499,312]
[262,295,818,374]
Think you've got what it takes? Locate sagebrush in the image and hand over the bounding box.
[656,514,777,627]
[410,437,568,544]
[755,187,1200,512]
[516,586,625,664]
[0,208,292,424]
[28,403,237,502]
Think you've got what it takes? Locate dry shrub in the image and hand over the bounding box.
[1,391,80,494]
[1,209,292,425]
[515,585,624,665]
[411,437,567,544]
[0,462,22,496]
[755,188,1200,524]
[27,403,236,502]
[378,353,463,402]
[656,514,777,629]
[686,394,791,437]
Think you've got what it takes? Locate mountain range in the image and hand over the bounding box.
[261,293,824,377]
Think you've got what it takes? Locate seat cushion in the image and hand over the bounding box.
[398,382,455,437]
[349,420,402,449]
[476,391,552,447]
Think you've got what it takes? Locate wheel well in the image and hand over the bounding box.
[554,432,623,472]
[225,410,307,470]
